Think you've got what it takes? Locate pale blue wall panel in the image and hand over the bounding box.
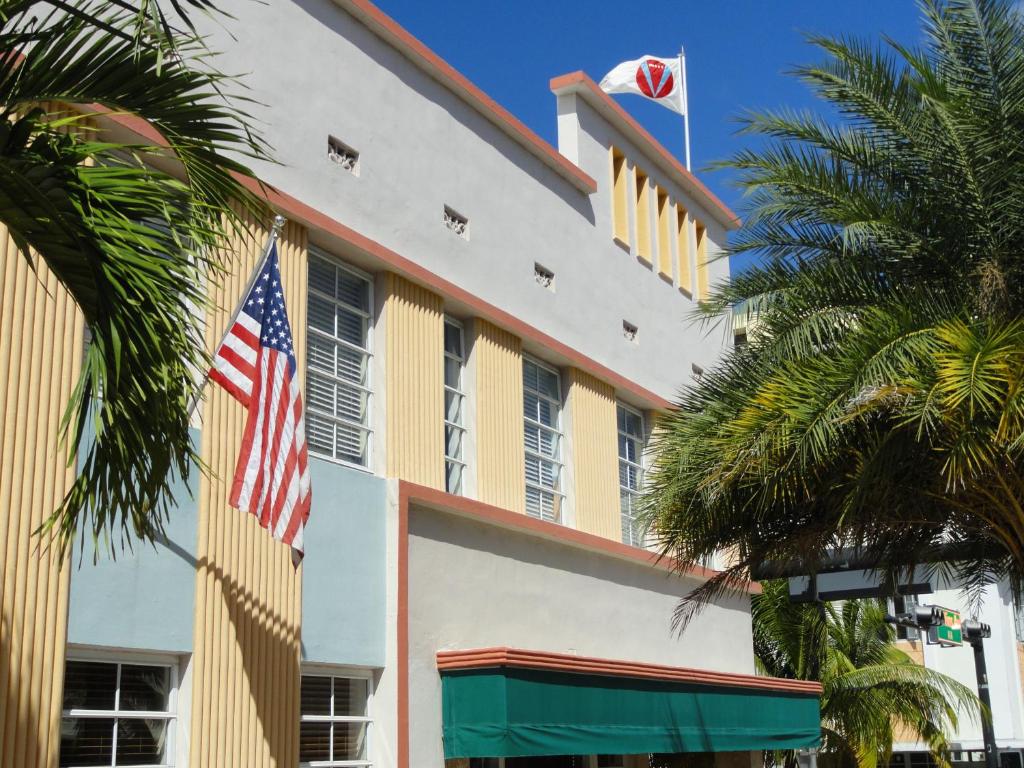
[300,458,387,668]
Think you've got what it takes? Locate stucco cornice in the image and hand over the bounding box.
[550,70,742,231]
[331,0,597,195]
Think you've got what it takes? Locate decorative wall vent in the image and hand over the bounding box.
[691,362,704,378]
[443,206,469,239]
[327,136,359,173]
[622,320,639,343]
[534,263,555,290]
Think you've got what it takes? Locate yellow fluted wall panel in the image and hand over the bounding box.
[472,319,525,513]
[1,103,87,768]
[656,189,673,279]
[566,369,620,541]
[190,213,306,768]
[610,147,630,246]
[677,207,693,297]
[635,167,652,264]
[0,229,83,768]
[696,221,709,300]
[384,274,445,489]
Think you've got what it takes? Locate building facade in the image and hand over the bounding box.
[0,1,822,766]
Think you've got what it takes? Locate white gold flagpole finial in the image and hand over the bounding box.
[272,214,286,238]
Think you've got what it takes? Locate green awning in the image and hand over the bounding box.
[442,667,821,758]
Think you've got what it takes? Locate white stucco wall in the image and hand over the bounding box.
[406,505,756,765]
[193,0,733,403]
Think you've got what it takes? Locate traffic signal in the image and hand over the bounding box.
[912,605,943,627]
[962,619,991,640]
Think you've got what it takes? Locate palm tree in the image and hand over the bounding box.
[754,582,978,768]
[0,1,267,552]
[641,0,1024,624]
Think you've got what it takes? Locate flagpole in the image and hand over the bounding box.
[188,214,287,419]
[680,46,692,171]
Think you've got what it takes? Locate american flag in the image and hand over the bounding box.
[210,241,311,560]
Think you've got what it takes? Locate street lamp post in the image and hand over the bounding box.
[962,620,997,768]
[884,609,997,768]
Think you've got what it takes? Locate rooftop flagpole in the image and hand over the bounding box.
[680,46,692,171]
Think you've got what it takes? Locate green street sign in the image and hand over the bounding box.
[929,607,963,646]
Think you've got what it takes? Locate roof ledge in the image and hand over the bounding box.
[333,0,596,195]
[550,71,741,230]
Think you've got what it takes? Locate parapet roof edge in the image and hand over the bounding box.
[333,0,597,195]
[550,71,741,231]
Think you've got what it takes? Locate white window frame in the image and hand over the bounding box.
[618,403,646,548]
[523,356,564,523]
[443,318,467,495]
[299,666,374,768]
[61,649,179,768]
[306,247,375,471]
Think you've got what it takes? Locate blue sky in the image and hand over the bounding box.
[377,2,926,271]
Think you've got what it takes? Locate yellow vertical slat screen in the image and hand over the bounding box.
[0,229,83,768]
[677,207,693,296]
[566,369,620,541]
[384,273,445,489]
[610,147,630,246]
[634,168,652,264]
[190,212,306,767]
[1,103,86,768]
[472,319,525,513]
[656,190,673,280]
[695,221,709,299]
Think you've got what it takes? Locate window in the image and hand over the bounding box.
[634,167,652,263]
[444,319,467,495]
[657,189,673,279]
[307,250,373,467]
[695,221,709,299]
[300,671,372,767]
[60,658,177,767]
[677,206,692,296]
[523,358,563,523]
[610,147,629,245]
[618,404,645,547]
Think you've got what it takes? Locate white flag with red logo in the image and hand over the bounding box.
[599,55,684,115]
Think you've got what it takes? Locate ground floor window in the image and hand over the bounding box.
[300,669,372,767]
[59,656,177,767]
